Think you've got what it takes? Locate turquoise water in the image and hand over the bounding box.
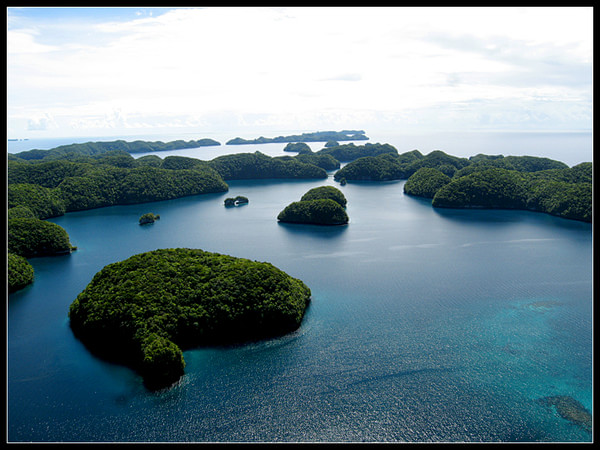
[8,175,592,442]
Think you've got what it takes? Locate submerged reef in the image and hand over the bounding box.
[538,395,592,433]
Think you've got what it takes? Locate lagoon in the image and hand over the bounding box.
[7,170,592,442]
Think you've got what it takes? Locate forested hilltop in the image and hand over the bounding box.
[226,130,369,145]
[10,138,220,161]
[7,138,591,295]
[6,144,341,294]
[6,139,394,295]
[332,149,591,222]
[69,248,312,389]
[8,139,591,223]
[7,210,76,293]
[8,151,229,215]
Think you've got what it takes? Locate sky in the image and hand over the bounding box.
[6,6,594,139]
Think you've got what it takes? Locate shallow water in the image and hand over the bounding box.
[7,170,592,442]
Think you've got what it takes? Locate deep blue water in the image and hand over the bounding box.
[8,168,592,442]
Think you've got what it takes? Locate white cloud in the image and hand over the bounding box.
[27,113,57,131]
[7,29,58,53]
[6,7,593,137]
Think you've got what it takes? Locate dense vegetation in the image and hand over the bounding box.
[278,199,349,226]
[11,139,220,161]
[68,248,312,389]
[431,165,592,222]
[283,142,312,154]
[7,146,337,237]
[226,130,368,145]
[333,149,469,181]
[7,205,37,220]
[330,148,590,222]
[317,142,398,163]
[300,186,347,207]
[8,183,67,219]
[278,186,349,225]
[292,153,340,171]
[139,213,160,224]
[224,196,249,206]
[8,253,35,294]
[333,153,409,181]
[8,150,229,216]
[403,168,452,198]
[209,152,327,180]
[8,218,76,258]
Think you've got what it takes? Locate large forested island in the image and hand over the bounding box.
[68,248,312,389]
[7,140,344,294]
[7,136,592,296]
[10,138,220,161]
[332,148,591,223]
[226,130,369,145]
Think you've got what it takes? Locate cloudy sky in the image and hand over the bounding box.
[7,7,593,138]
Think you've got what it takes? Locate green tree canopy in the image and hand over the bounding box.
[277,199,349,225]
[8,218,75,257]
[300,186,347,207]
[404,167,452,198]
[8,253,35,294]
[68,248,311,389]
[209,152,327,180]
[283,142,312,154]
[8,183,67,219]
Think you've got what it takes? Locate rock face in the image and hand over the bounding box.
[68,248,311,390]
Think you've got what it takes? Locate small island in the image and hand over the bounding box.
[224,196,249,207]
[139,213,160,224]
[283,142,312,154]
[278,186,349,225]
[68,248,312,390]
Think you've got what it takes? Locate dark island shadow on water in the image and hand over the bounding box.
[431,205,593,233]
[276,221,349,239]
[403,194,524,226]
[432,206,529,225]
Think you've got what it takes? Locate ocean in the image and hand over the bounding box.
[7,130,593,442]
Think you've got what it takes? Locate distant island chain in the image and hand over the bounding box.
[7,130,591,389]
